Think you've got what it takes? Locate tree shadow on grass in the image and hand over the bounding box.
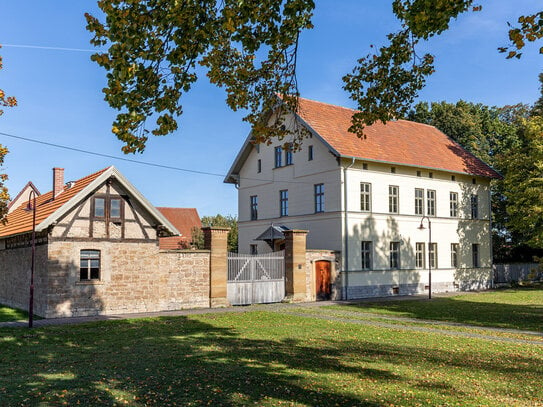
[0,312,541,406]
[344,288,543,332]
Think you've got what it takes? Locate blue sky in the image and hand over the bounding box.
[0,1,541,217]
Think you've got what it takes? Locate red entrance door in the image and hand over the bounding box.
[315,260,331,300]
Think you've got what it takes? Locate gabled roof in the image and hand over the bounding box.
[225,97,502,183]
[0,166,179,238]
[157,207,201,250]
[7,181,41,213]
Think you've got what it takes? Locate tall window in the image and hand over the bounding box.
[451,243,459,268]
[250,244,258,255]
[429,243,438,268]
[450,192,458,217]
[280,190,288,217]
[416,243,425,268]
[471,194,479,219]
[257,159,262,173]
[472,244,480,267]
[285,143,293,165]
[314,184,325,213]
[361,241,372,270]
[389,185,399,213]
[360,183,371,212]
[308,145,314,161]
[80,250,100,280]
[274,146,282,168]
[427,190,436,216]
[250,195,258,220]
[415,188,424,215]
[389,242,400,269]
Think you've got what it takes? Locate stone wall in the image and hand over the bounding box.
[44,240,212,318]
[0,242,48,315]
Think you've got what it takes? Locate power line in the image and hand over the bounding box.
[0,131,321,186]
[1,44,100,53]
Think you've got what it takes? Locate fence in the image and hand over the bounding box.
[227,251,285,305]
[493,263,542,284]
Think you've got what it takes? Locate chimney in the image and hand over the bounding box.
[52,167,64,199]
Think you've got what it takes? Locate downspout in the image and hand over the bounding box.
[343,157,356,300]
[488,184,494,288]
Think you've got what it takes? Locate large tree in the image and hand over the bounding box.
[86,1,542,153]
[0,48,16,220]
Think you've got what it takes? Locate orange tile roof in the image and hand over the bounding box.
[0,167,111,238]
[156,207,201,250]
[296,97,501,179]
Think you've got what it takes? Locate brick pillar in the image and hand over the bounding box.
[203,227,230,308]
[284,229,308,302]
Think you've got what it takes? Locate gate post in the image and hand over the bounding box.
[284,229,308,302]
[203,227,230,308]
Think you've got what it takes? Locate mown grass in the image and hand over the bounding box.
[0,304,30,323]
[1,308,542,406]
[329,287,543,332]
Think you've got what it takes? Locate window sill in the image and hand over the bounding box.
[76,280,104,286]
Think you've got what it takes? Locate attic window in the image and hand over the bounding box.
[429,172,433,178]
[391,167,396,174]
[363,163,368,170]
[94,198,105,217]
[417,171,421,177]
[472,178,477,185]
[451,175,456,181]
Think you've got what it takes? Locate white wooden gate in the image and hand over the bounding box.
[227,251,285,305]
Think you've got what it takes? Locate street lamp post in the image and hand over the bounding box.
[418,216,432,299]
[27,190,37,328]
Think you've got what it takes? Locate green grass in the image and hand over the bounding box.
[329,287,543,332]
[0,304,30,322]
[1,308,542,406]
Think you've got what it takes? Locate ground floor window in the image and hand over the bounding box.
[80,250,100,280]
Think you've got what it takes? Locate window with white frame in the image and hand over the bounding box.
[416,242,425,268]
[285,143,293,165]
[280,190,288,217]
[415,188,424,215]
[429,243,438,268]
[427,190,436,216]
[450,192,458,217]
[360,182,371,212]
[361,241,372,270]
[389,241,400,269]
[389,185,399,214]
[80,250,100,280]
[451,243,459,267]
[274,146,282,168]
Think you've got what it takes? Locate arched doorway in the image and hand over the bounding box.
[315,260,331,300]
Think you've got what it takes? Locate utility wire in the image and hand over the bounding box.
[0,131,322,186]
[1,44,100,53]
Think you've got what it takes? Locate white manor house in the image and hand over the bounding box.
[225,97,501,299]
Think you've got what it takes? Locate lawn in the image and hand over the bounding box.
[329,287,543,332]
[1,300,542,406]
[0,304,30,323]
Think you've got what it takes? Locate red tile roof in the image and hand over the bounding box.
[0,167,111,238]
[296,97,501,179]
[156,207,201,250]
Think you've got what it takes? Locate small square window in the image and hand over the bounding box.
[417,171,421,177]
[451,175,456,181]
[429,172,433,178]
[391,167,396,174]
[363,163,368,170]
[472,178,477,184]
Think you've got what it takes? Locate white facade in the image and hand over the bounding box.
[227,108,495,299]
